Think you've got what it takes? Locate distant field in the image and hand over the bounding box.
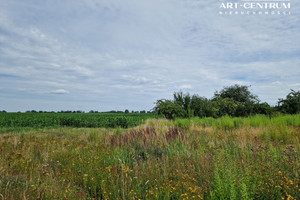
[0,113,162,130]
[0,115,299,199]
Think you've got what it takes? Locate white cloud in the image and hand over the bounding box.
[49,89,70,95]
[178,84,193,90]
[288,83,300,87]
[0,0,299,111]
[272,81,282,85]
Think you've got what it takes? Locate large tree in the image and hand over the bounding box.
[190,95,214,118]
[213,84,259,104]
[154,99,186,120]
[212,85,263,117]
[173,92,191,111]
[278,89,300,114]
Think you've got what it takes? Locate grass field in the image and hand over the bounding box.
[0,114,299,199]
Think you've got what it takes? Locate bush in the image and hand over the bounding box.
[190,95,215,118]
[212,98,238,117]
[154,99,186,120]
[278,89,300,114]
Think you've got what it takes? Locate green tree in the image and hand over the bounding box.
[213,84,259,104]
[154,99,186,120]
[213,85,260,116]
[173,92,191,111]
[212,98,239,117]
[173,92,194,117]
[278,89,300,114]
[254,102,273,115]
[190,95,214,118]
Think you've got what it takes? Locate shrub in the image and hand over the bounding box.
[154,99,186,120]
[278,89,300,114]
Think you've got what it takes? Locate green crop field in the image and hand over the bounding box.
[0,113,161,131]
[0,114,299,199]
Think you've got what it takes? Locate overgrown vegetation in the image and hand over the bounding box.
[0,115,299,199]
[155,85,299,120]
[1,85,299,199]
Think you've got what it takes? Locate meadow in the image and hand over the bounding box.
[0,114,299,199]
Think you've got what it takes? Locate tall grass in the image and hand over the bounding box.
[0,115,299,199]
[186,114,300,130]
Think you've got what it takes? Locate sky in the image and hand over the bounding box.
[0,0,299,112]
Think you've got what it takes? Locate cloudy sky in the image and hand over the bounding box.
[0,0,299,112]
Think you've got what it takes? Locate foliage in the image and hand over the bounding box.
[211,85,264,117]
[173,92,192,111]
[211,97,239,117]
[234,102,273,117]
[213,84,259,104]
[254,102,273,115]
[158,85,277,118]
[190,95,214,118]
[278,89,300,114]
[154,99,186,120]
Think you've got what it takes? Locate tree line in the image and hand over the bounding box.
[154,85,300,120]
[0,110,153,114]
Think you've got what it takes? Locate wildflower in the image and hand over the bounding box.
[287,194,293,200]
[122,165,129,173]
[129,190,135,195]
